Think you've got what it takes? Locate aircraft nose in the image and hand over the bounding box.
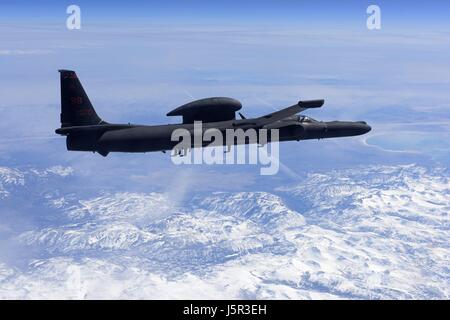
[355,122,371,134]
[324,121,371,137]
[361,123,371,134]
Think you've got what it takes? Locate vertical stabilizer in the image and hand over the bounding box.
[59,69,102,127]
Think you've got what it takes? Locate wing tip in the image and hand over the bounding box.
[298,99,325,108]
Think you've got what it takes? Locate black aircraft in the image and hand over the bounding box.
[55,70,371,156]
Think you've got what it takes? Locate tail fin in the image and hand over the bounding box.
[59,69,103,127]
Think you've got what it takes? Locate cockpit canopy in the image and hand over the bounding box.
[281,115,317,123]
[298,115,317,123]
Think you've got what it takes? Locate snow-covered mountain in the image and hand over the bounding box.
[0,167,25,199]
[0,164,448,299]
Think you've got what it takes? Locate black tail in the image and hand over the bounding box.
[59,69,103,127]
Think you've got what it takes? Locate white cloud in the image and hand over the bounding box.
[0,49,53,55]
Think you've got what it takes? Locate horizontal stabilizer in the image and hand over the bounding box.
[55,124,131,136]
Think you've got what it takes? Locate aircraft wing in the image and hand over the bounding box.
[255,99,324,127]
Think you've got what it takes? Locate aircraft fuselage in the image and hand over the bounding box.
[57,118,371,155]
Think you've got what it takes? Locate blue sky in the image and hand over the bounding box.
[1,0,450,27]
